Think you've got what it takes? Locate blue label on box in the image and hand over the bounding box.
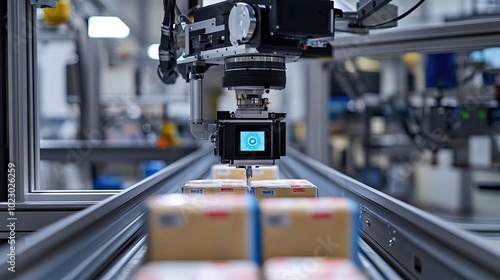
[266,214,289,227]
[261,190,276,197]
[189,189,204,194]
[159,214,183,227]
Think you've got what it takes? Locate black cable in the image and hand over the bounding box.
[175,4,192,24]
[187,5,200,15]
[362,0,426,28]
[458,63,484,86]
[178,14,191,24]
[158,0,179,85]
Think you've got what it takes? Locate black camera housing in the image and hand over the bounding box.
[215,111,286,165]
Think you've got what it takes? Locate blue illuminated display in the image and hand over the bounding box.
[240,131,265,152]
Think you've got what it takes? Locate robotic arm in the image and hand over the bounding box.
[157,0,413,176]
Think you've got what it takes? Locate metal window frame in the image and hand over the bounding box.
[8,0,37,203]
[7,0,116,203]
[5,1,185,203]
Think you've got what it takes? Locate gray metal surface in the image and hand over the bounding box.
[184,17,225,58]
[40,141,198,162]
[229,3,257,46]
[24,190,119,202]
[357,0,393,22]
[8,0,38,203]
[0,146,215,280]
[0,210,77,232]
[178,44,300,65]
[305,60,330,165]
[0,202,91,234]
[279,148,500,279]
[332,18,500,59]
[99,236,147,280]
[189,73,204,124]
[358,239,402,280]
[30,0,56,8]
[79,36,102,142]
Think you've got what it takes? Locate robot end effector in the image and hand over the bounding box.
[157,0,401,166]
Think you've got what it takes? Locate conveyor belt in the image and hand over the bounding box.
[279,148,500,279]
[0,147,216,280]
[1,147,500,279]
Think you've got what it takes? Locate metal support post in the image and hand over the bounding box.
[0,1,7,201]
[305,59,330,165]
[7,0,38,202]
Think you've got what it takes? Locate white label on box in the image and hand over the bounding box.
[261,190,276,197]
[160,214,184,227]
[218,169,230,175]
[190,189,204,194]
[266,214,289,227]
[252,168,263,175]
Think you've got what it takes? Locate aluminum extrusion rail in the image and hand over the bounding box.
[279,148,500,279]
[40,141,198,162]
[332,18,500,59]
[0,146,215,280]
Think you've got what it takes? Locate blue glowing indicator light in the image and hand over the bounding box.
[240,131,265,152]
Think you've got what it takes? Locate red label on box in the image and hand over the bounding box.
[220,187,234,192]
[206,211,230,219]
[311,212,333,219]
[292,188,305,193]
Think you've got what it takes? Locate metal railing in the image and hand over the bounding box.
[0,146,215,280]
[279,147,500,279]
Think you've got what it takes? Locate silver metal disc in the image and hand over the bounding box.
[228,3,257,46]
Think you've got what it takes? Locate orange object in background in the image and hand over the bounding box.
[157,136,171,149]
[157,122,179,149]
[43,0,71,26]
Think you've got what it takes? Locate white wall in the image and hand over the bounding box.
[38,41,75,119]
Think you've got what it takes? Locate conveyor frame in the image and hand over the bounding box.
[0,147,215,280]
[1,147,500,279]
[279,148,500,279]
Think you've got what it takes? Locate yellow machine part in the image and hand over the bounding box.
[43,0,71,26]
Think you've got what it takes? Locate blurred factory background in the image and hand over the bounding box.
[32,0,500,216]
[1,0,500,279]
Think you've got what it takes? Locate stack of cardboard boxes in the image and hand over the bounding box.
[133,164,364,279]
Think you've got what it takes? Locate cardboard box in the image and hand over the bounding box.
[133,260,259,280]
[264,257,366,280]
[250,179,317,200]
[211,165,279,181]
[147,194,259,262]
[182,179,249,195]
[212,165,247,180]
[260,197,359,264]
[249,166,279,181]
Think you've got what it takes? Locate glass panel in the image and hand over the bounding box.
[36,0,197,191]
